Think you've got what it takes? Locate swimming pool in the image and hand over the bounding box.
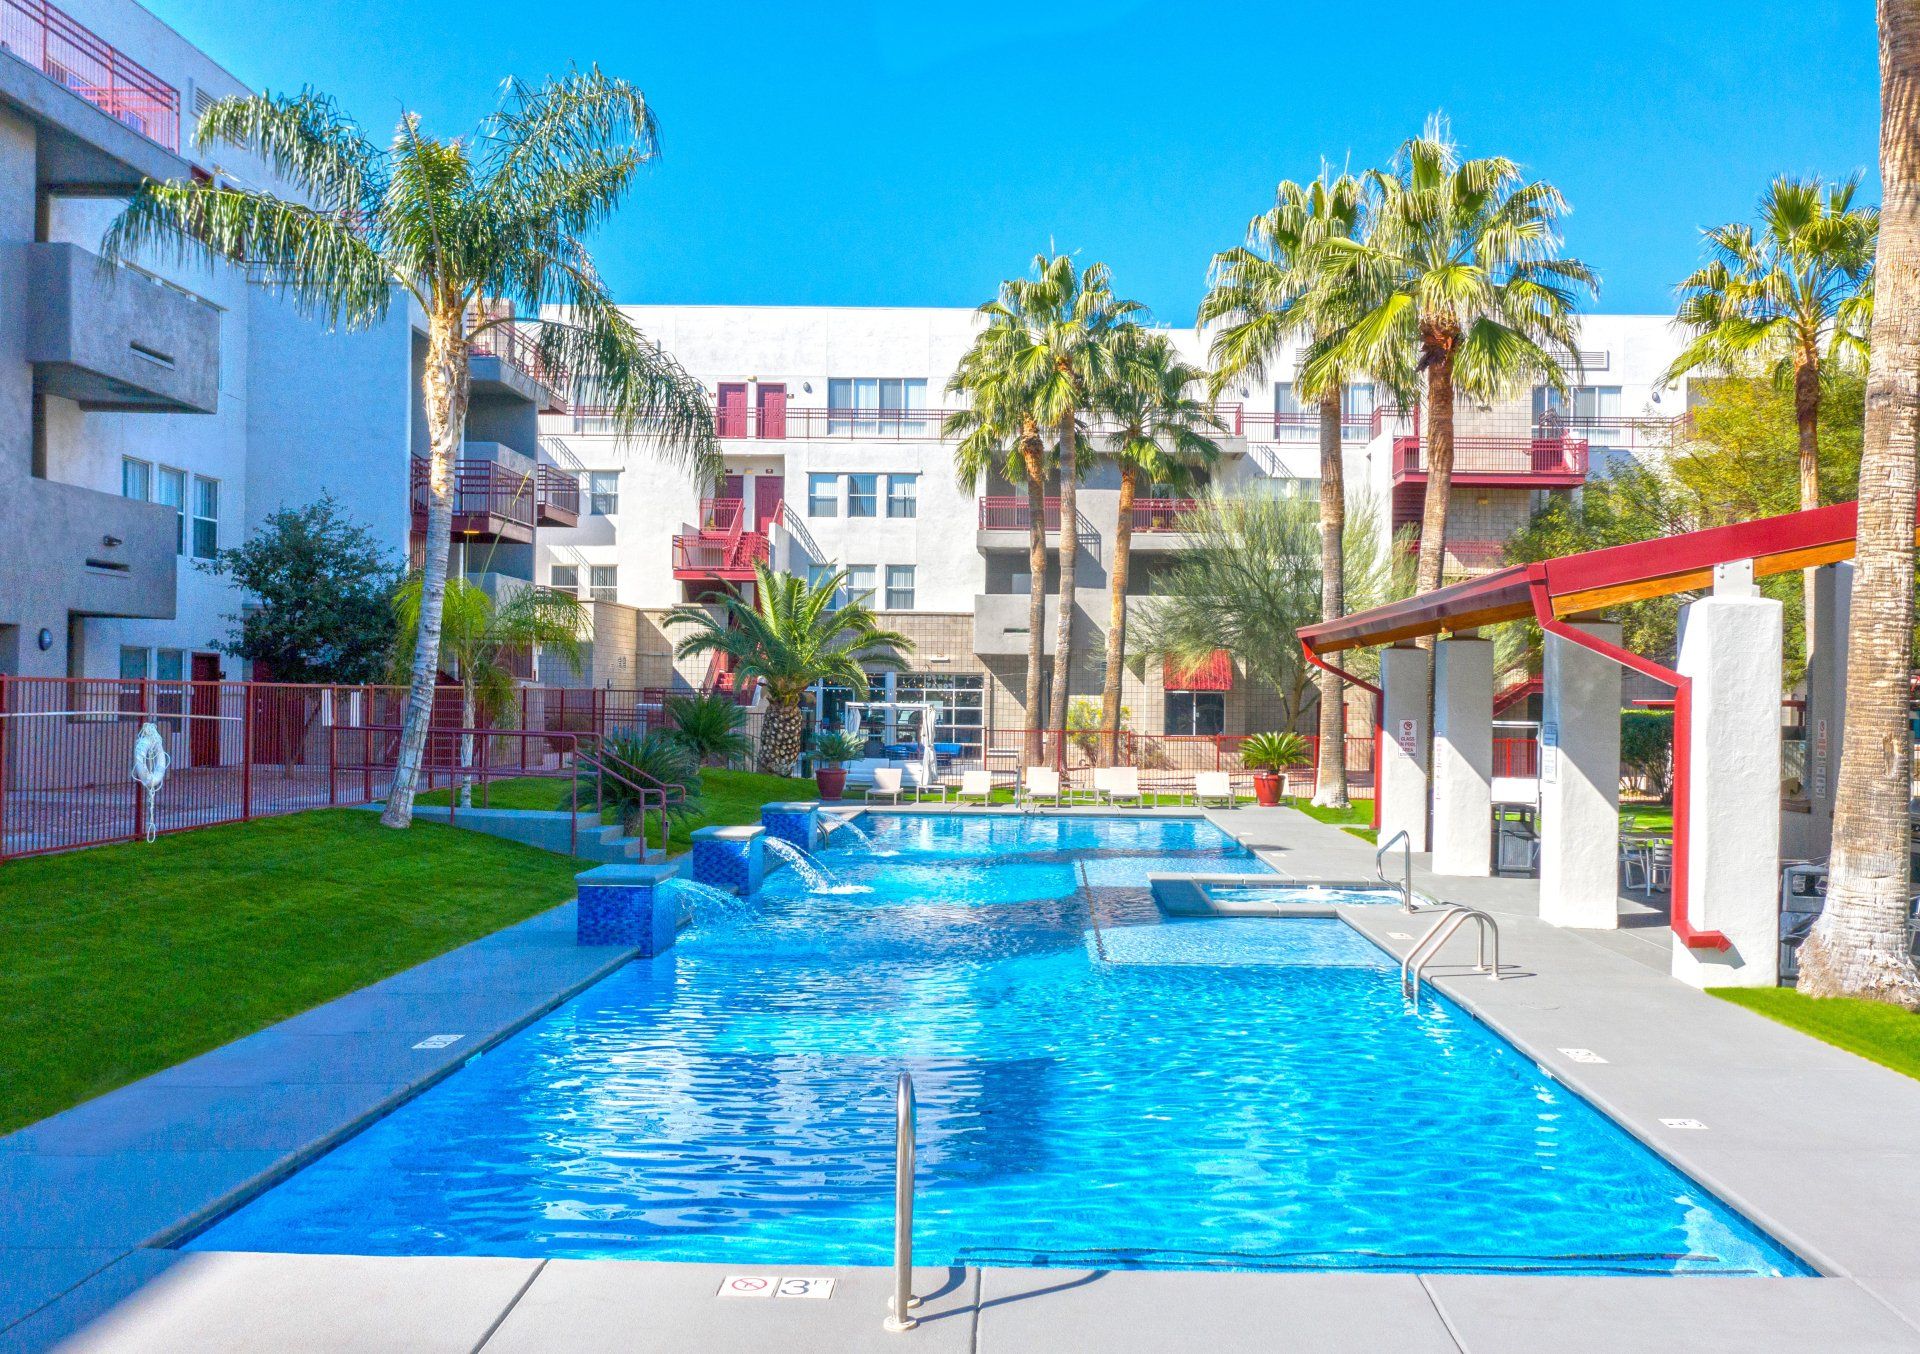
[188,813,1806,1276]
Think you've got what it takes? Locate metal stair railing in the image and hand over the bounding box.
[1375,829,1414,912]
[1401,904,1502,999]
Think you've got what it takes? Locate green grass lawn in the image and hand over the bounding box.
[1620,804,1674,834]
[0,810,583,1134]
[1295,798,1377,843]
[1711,986,1920,1082]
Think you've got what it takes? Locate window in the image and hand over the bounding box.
[155,648,185,731]
[589,565,618,602]
[843,565,876,608]
[588,471,620,515]
[121,457,151,501]
[155,466,186,554]
[119,646,150,680]
[1534,384,1621,431]
[1342,382,1376,433]
[887,475,918,518]
[885,565,915,610]
[1165,691,1225,736]
[549,564,579,594]
[827,377,928,434]
[191,476,219,560]
[806,562,839,594]
[895,673,985,754]
[846,473,878,518]
[1272,381,1313,440]
[807,473,839,517]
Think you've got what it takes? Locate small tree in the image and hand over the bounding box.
[201,494,398,683]
[665,692,751,768]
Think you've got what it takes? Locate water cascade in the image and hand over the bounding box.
[764,837,838,890]
[820,812,891,854]
[659,878,751,929]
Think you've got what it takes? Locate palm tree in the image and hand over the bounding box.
[1307,118,1595,603]
[389,576,586,807]
[103,71,717,829]
[1796,7,1920,1007]
[1201,171,1371,807]
[1663,176,1876,638]
[666,564,913,775]
[952,255,1142,740]
[1095,333,1224,758]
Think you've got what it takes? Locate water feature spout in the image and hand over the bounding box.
[764,836,838,890]
[659,878,751,929]
[820,812,890,854]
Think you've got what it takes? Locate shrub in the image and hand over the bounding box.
[1620,709,1674,798]
[1066,697,1128,760]
[811,730,865,766]
[1241,731,1309,773]
[665,693,751,767]
[580,731,704,837]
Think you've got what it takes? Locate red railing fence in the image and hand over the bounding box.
[0,0,179,150]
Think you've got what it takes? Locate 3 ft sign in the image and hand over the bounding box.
[718,1275,836,1300]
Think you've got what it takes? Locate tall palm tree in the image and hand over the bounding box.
[1663,176,1877,638]
[1096,333,1224,757]
[666,564,913,775]
[103,71,717,829]
[1201,171,1371,807]
[389,576,585,807]
[1797,4,1920,1008]
[1307,118,1595,603]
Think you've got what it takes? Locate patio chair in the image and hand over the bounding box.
[951,769,996,807]
[1019,765,1063,807]
[1194,771,1236,808]
[866,766,907,806]
[900,762,936,800]
[1620,837,1650,892]
[1644,839,1673,896]
[1090,767,1115,804]
[1104,766,1145,809]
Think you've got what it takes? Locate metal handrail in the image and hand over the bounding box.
[884,1070,920,1333]
[1375,829,1413,912]
[1401,904,1501,998]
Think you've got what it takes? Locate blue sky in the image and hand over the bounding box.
[145,0,1877,323]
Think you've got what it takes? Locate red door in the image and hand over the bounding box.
[716,383,748,438]
[190,653,222,767]
[754,474,784,532]
[756,384,787,440]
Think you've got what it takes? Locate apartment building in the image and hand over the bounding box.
[534,306,1691,751]
[0,0,571,709]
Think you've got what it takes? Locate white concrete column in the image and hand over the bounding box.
[1539,620,1622,928]
[1432,635,1494,876]
[1799,561,1852,860]
[1378,644,1430,853]
[1672,567,1783,988]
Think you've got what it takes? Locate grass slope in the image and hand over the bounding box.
[0,811,581,1134]
[1711,986,1920,1083]
[419,767,817,852]
[1295,798,1377,843]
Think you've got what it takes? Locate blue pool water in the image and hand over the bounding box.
[189,813,1807,1275]
[1206,884,1407,907]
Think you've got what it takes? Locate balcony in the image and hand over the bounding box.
[26,244,219,413]
[534,465,579,527]
[410,457,535,543]
[977,496,1099,551]
[467,322,564,412]
[672,498,770,583]
[1,0,178,151]
[1390,433,1588,487]
[1239,410,1375,443]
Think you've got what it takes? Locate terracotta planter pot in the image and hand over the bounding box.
[1252,771,1283,807]
[815,767,848,800]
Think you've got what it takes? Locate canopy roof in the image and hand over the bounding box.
[1298,502,1866,655]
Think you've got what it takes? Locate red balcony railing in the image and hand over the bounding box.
[410,457,535,540]
[534,465,579,525]
[468,321,570,408]
[1,0,179,150]
[1128,497,1200,533]
[1494,736,1540,779]
[977,495,1098,542]
[1240,410,1374,442]
[672,498,768,581]
[1391,434,1588,483]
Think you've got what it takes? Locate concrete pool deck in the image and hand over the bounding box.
[6,804,1920,1351]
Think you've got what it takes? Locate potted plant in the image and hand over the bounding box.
[1240,732,1308,807]
[810,730,864,801]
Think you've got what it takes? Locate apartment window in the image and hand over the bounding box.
[807,473,839,517]
[1534,384,1621,430]
[1342,382,1377,431]
[1165,690,1225,736]
[846,473,878,518]
[191,476,219,560]
[155,466,186,554]
[887,474,918,518]
[589,565,618,602]
[1272,381,1313,440]
[827,377,928,434]
[549,565,580,594]
[156,648,185,731]
[806,562,838,594]
[588,471,620,515]
[895,673,985,754]
[843,565,876,608]
[119,646,150,681]
[121,457,151,501]
[885,565,916,610]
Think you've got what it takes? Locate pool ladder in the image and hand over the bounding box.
[885,1070,922,1333]
[1375,830,1415,912]
[1401,904,1502,999]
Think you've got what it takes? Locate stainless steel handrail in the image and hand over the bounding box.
[1375,830,1414,912]
[885,1070,920,1332]
[1401,904,1501,998]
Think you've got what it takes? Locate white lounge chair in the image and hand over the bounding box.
[866,766,906,805]
[950,769,996,807]
[1194,771,1236,808]
[1104,766,1144,808]
[1089,767,1114,803]
[1019,765,1063,807]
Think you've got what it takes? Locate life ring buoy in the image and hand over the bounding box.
[131,722,169,843]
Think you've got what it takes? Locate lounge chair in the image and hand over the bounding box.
[1019,766,1063,807]
[1089,767,1114,804]
[866,766,907,805]
[950,769,996,807]
[1104,766,1145,808]
[1194,771,1236,808]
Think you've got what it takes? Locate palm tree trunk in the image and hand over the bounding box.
[1050,413,1078,745]
[381,312,469,828]
[1023,437,1049,765]
[1415,352,1455,597]
[1100,463,1138,765]
[1797,0,1920,1006]
[1313,385,1351,808]
[1795,353,1823,649]
[762,699,805,776]
[458,682,475,810]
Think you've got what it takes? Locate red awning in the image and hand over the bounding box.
[1165,650,1233,691]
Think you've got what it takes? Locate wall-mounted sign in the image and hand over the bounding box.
[1541,720,1560,785]
[1396,718,1417,756]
